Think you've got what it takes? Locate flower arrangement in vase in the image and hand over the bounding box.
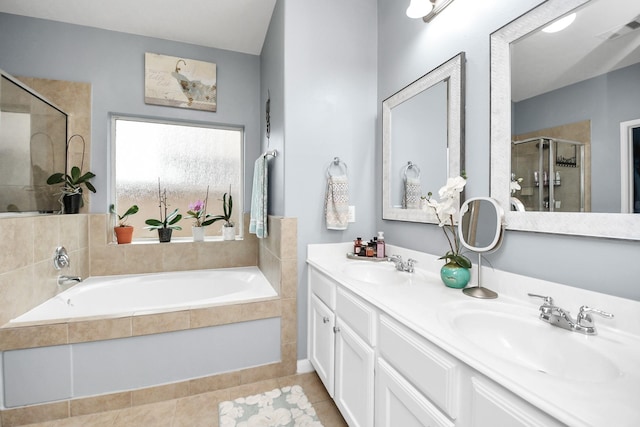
[110,203,139,244]
[186,186,216,242]
[144,180,182,243]
[424,175,472,288]
[208,187,234,240]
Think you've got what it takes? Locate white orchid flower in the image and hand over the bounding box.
[438,176,466,199]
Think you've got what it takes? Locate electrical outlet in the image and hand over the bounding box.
[348,205,356,222]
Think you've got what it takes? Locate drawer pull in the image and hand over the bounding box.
[333,326,341,333]
[322,316,330,324]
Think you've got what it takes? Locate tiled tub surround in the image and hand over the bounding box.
[0,214,297,427]
[308,243,640,427]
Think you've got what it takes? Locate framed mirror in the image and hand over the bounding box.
[383,52,465,223]
[0,69,68,214]
[490,0,640,240]
[458,197,505,299]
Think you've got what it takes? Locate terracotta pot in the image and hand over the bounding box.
[114,226,134,244]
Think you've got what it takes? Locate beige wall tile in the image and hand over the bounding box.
[71,392,131,417]
[132,311,190,336]
[0,323,68,351]
[0,266,35,326]
[280,259,298,299]
[1,401,69,427]
[280,218,298,260]
[33,216,60,262]
[0,218,34,275]
[238,364,282,387]
[258,244,281,293]
[190,305,243,329]
[68,317,132,343]
[131,382,189,406]
[89,214,109,248]
[281,298,297,344]
[189,371,241,395]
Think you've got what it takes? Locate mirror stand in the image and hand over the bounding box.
[462,254,497,299]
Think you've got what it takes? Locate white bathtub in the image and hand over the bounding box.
[11,266,278,324]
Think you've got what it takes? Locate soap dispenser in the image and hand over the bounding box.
[376,231,386,258]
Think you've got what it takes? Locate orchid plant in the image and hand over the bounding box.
[424,175,472,269]
[144,179,182,231]
[187,186,216,227]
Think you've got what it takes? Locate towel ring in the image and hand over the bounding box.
[327,157,348,177]
[402,161,420,180]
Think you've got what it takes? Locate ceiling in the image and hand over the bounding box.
[512,0,640,101]
[0,0,277,55]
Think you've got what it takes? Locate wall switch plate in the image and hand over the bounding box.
[348,205,356,222]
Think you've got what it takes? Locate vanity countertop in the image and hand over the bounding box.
[307,242,640,427]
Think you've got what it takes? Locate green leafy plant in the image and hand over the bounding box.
[144,181,182,231]
[46,166,96,195]
[110,204,139,227]
[209,191,234,227]
[186,186,216,227]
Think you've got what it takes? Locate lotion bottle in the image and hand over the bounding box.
[376,231,386,258]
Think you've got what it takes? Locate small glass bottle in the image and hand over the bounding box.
[354,237,362,255]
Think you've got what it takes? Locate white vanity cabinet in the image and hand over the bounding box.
[308,267,376,427]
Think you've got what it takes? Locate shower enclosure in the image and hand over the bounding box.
[511,137,585,212]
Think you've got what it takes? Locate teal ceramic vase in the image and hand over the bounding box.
[440,262,471,289]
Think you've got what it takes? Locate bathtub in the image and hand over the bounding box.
[11,266,278,324]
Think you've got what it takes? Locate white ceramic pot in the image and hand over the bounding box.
[192,226,205,242]
[222,225,235,241]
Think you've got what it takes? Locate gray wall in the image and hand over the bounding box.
[0,13,262,212]
[514,62,640,212]
[376,0,640,302]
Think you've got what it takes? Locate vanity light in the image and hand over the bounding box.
[542,13,576,33]
[406,0,455,22]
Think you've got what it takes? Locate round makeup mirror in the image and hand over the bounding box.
[457,197,505,299]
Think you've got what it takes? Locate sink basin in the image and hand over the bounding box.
[442,306,621,382]
[341,262,428,286]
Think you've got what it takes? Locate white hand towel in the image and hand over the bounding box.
[404,177,422,209]
[325,174,349,230]
[249,156,268,238]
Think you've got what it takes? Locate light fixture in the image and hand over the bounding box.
[542,13,576,33]
[406,0,434,19]
[406,0,455,22]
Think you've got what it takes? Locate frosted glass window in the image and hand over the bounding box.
[112,117,242,240]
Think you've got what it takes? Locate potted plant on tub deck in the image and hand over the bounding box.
[145,181,182,243]
[186,186,215,242]
[46,166,96,214]
[210,191,235,240]
[110,204,139,244]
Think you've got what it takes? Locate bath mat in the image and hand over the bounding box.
[219,384,323,427]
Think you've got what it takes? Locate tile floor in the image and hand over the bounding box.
[22,372,347,427]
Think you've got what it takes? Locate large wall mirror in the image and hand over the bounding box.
[490,0,640,240]
[0,69,67,214]
[383,52,465,223]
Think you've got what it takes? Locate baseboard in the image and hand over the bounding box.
[297,359,315,374]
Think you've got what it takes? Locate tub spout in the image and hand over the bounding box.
[58,275,82,286]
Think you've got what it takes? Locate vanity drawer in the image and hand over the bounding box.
[336,287,377,346]
[309,267,336,310]
[378,315,460,419]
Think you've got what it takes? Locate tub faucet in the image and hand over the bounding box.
[58,275,82,286]
[528,293,613,335]
[388,255,417,273]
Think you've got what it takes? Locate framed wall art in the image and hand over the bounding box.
[145,53,217,112]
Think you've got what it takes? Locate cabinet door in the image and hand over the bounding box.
[375,358,454,427]
[309,294,335,396]
[334,319,375,427]
[470,376,564,427]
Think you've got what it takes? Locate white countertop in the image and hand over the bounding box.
[307,242,640,427]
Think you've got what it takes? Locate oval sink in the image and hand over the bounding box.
[444,307,621,383]
[341,262,427,286]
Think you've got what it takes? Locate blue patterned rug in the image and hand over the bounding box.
[219,385,323,427]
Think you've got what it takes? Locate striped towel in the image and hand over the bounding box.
[249,156,268,238]
[325,174,349,230]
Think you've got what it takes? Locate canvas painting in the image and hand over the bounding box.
[145,53,217,112]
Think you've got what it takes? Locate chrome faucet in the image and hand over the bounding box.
[388,255,417,273]
[528,293,613,335]
[58,275,82,286]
